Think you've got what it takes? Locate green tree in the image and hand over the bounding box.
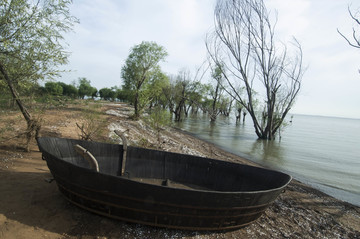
[99,87,116,101]
[0,0,78,150]
[91,87,98,99]
[146,106,171,148]
[99,88,110,100]
[77,78,97,99]
[45,82,63,95]
[170,63,210,118]
[114,87,126,102]
[58,82,78,98]
[121,41,168,119]
[144,70,170,109]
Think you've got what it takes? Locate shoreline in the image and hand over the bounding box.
[173,112,360,208]
[181,126,360,207]
[0,101,359,238]
[105,103,360,237]
[175,118,360,207]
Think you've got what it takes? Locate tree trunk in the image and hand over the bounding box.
[236,108,242,122]
[174,104,182,122]
[0,64,31,122]
[134,91,140,119]
[0,62,41,151]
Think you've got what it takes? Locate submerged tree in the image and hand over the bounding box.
[163,69,205,122]
[121,41,168,119]
[206,65,225,122]
[169,70,192,122]
[206,0,304,140]
[0,0,78,150]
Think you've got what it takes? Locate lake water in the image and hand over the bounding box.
[176,113,360,206]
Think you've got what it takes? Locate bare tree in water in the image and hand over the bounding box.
[206,0,304,140]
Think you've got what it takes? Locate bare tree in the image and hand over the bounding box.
[205,65,225,122]
[338,6,360,49]
[164,63,209,122]
[206,0,304,140]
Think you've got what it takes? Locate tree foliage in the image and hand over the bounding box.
[145,70,170,108]
[121,41,168,119]
[1,0,77,85]
[146,106,171,148]
[162,70,201,121]
[77,77,97,99]
[206,0,304,140]
[0,0,78,150]
[99,87,117,101]
[58,81,78,98]
[45,82,63,95]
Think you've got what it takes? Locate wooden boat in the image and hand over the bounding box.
[37,136,291,231]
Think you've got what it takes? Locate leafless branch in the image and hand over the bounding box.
[206,0,304,139]
[337,6,360,49]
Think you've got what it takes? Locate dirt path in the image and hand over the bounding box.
[0,102,359,238]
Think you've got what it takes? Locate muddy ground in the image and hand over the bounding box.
[0,102,359,239]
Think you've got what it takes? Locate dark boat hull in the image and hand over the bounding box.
[37,137,291,231]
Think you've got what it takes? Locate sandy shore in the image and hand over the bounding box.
[0,102,359,238]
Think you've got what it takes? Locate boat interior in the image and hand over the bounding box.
[38,137,291,193]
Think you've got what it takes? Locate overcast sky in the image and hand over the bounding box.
[60,0,360,119]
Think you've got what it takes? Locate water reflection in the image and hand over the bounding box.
[177,113,286,168]
[249,139,285,166]
[178,113,286,162]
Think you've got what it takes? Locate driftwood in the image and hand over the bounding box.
[114,130,128,176]
[73,144,99,172]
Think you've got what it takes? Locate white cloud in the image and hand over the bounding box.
[268,0,311,40]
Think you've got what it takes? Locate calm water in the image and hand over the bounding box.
[177,113,360,206]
